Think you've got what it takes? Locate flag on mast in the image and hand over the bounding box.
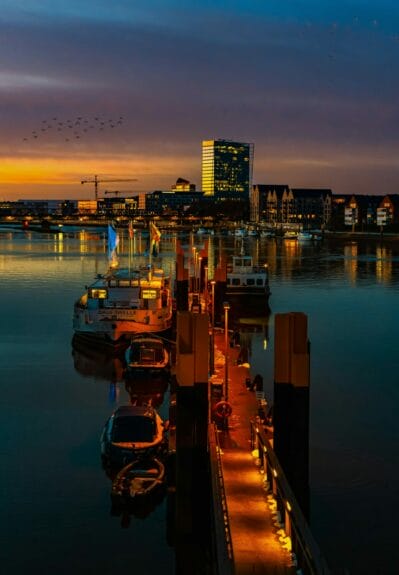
[150,221,161,243]
[107,223,119,268]
[150,221,161,256]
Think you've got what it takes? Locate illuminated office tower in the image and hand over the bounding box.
[202,139,254,196]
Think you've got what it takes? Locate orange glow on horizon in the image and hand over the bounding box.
[0,154,198,199]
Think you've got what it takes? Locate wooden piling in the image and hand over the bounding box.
[273,312,310,520]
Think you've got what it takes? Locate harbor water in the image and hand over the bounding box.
[0,228,398,574]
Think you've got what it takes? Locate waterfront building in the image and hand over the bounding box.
[97,197,138,217]
[342,195,382,230]
[17,199,65,215]
[145,190,204,216]
[202,139,254,197]
[377,195,399,229]
[250,184,289,223]
[76,200,97,214]
[251,185,332,227]
[171,177,196,192]
[290,188,332,227]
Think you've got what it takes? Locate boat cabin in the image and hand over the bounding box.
[227,256,268,288]
[129,338,165,365]
[78,267,169,312]
[110,405,159,444]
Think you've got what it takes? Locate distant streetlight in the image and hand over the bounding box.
[192,246,197,293]
[224,301,230,401]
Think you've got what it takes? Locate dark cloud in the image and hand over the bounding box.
[0,4,398,196]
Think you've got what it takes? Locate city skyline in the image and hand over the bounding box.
[1,1,398,200]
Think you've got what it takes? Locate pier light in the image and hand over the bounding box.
[223,302,230,402]
[286,501,292,512]
[198,256,202,292]
[209,280,216,376]
[272,468,278,478]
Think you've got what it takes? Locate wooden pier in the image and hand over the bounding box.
[211,332,295,574]
[172,247,329,575]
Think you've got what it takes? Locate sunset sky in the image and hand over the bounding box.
[1,1,398,200]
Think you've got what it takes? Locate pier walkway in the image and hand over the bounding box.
[212,332,295,575]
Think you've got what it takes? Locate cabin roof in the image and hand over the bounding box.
[114,405,156,419]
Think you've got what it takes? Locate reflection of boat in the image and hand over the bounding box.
[73,266,173,348]
[110,475,167,523]
[71,335,125,380]
[101,405,167,467]
[125,335,169,377]
[111,457,165,501]
[125,377,168,409]
[226,255,271,312]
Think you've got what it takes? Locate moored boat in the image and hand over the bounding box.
[226,255,271,313]
[73,223,172,348]
[101,404,167,467]
[125,334,170,377]
[111,457,165,501]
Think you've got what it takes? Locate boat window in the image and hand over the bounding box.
[112,416,155,443]
[109,280,117,287]
[141,289,158,300]
[246,278,255,286]
[232,278,240,286]
[89,288,107,299]
[118,280,130,287]
[256,279,264,286]
[227,278,231,285]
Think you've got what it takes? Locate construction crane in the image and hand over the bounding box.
[80,175,138,200]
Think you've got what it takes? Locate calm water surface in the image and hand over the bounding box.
[0,229,398,574]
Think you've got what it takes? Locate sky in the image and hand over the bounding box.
[0,0,398,199]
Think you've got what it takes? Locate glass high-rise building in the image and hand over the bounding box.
[202,139,254,196]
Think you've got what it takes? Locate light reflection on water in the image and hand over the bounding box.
[0,230,398,574]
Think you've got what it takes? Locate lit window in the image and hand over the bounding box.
[89,288,107,299]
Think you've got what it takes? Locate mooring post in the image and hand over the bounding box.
[175,252,189,312]
[174,311,210,573]
[273,312,310,520]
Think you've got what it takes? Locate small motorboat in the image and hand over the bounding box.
[111,457,165,501]
[125,335,170,377]
[101,404,168,467]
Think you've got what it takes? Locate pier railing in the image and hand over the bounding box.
[250,419,330,575]
[208,423,234,575]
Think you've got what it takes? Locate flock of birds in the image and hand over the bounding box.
[22,115,124,142]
